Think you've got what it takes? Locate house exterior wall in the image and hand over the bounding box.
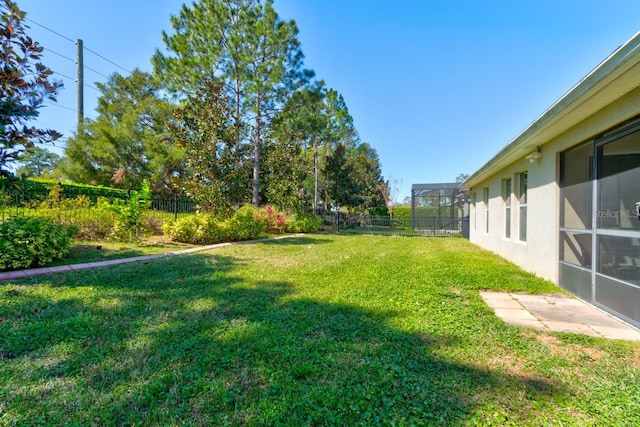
[469,85,640,284]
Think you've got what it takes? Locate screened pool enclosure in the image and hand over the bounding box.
[410,183,470,237]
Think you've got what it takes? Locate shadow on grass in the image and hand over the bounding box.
[1,252,562,425]
[256,235,334,246]
[56,244,152,265]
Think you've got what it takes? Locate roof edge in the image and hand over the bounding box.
[463,31,640,189]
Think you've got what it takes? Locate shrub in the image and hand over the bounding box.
[163,213,230,245]
[68,207,115,240]
[285,213,322,233]
[255,205,286,234]
[393,205,411,227]
[34,193,115,240]
[0,216,78,271]
[99,180,152,242]
[369,206,389,216]
[142,213,164,236]
[227,205,264,241]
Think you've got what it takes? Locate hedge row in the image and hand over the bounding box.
[1,177,130,200]
[163,205,322,245]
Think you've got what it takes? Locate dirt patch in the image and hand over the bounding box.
[529,331,606,362]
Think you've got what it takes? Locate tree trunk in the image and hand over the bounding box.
[234,76,242,208]
[252,99,261,206]
[313,136,318,213]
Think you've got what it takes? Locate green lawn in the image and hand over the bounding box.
[48,238,198,267]
[1,235,638,425]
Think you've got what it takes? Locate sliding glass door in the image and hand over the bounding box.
[594,127,640,325]
[560,118,640,327]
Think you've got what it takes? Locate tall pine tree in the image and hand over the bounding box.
[153,0,312,206]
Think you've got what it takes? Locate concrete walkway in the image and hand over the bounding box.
[481,291,640,342]
[0,234,304,282]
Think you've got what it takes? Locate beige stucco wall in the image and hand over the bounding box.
[469,86,640,283]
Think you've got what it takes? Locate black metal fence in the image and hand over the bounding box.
[321,213,468,237]
[1,183,469,239]
[0,185,197,224]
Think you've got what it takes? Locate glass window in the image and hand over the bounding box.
[503,178,511,239]
[560,141,593,230]
[597,235,640,283]
[518,172,527,241]
[597,131,640,231]
[483,187,489,233]
[559,231,593,268]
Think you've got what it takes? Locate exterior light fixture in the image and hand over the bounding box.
[525,147,542,163]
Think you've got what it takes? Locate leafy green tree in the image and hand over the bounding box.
[0,0,62,176]
[261,138,308,212]
[154,0,312,206]
[323,143,352,211]
[323,142,385,213]
[154,0,254,205]
[15,146,60,178]
[269,84,361,212]
[324,88,360,149]
[244,0,312,205]
[347,142,385,212]
[318,89,362,211]
[456,173,470,184]
[269,82,327,211]
[169,78,239,216]
[59,69,181,192]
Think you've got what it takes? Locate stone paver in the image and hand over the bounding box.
[493,308,538,321]
[480,291,640,341]
[542,321,602,337]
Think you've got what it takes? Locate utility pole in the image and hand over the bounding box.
[76,38,83,134]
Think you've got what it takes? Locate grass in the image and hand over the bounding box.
[1,234,639,425]
[47,237,198,267]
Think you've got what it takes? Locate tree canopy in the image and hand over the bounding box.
[51,0,387,215]
[0,0,62,176]
[169,78,239,215]
[59,70,182,193]
[153,0,313,205]
[15,146,60,178]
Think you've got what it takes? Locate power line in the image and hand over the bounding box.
[25,17,75,43]
[49,67,100,97]
[51,69,76,82]
[44,100,76,113]
[84,46,131,74]
[50,69,100,92]
[26,17,131,76]
[44,47,75,63]
[85,65,110,79]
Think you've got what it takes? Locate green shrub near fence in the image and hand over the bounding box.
[227,205,266,241]
[164,206,322,245]
[0,216,78,271]
[163,213,234,245]
[393,206,411,227]
[368,206,389,216]
[285,213,323,233]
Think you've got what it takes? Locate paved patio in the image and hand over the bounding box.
[481,291,640,341]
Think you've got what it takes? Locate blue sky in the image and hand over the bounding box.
[16,0,640,201]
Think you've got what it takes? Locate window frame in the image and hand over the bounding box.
[503,177,512,239]
[518,171,528,242]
